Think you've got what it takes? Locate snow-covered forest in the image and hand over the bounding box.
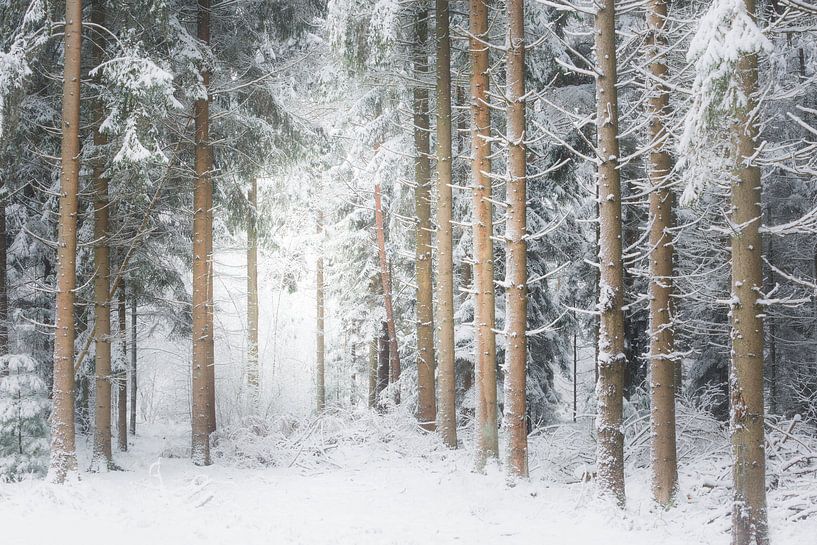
[0,0,816,543]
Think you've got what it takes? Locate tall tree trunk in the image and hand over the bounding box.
[645,0,678,506]
[765,206,777,416]
[374,184,401,403]
[247,178,259,399]
[117,280,127,452]
[376,321,390,411]
[503,0,528,478]
[90,0,113,470]
[49,0,82,483]
[368,338,377,408]
[130,294,137,435]
[191,0,212,466]
[0,182,7,358]
[205,170,216,434]
[435,0,457,448]
[316,211,325,413]
[594,0,626,505]
[469,0,498,470]
[730,0,768,540]
[414,5,436,432]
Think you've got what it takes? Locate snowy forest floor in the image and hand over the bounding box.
[1,409,815,545]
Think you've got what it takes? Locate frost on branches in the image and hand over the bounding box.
[0,354,49,481]
[678,0,772,205]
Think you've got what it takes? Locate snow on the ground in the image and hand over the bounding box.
[1,411,814,545]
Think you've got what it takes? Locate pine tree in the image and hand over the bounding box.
[645,0,678,506]
[434,0,457,448]
[594,0,627,505]
[49,0,82,483]
[503,0,528,479]
[469,0,498,471]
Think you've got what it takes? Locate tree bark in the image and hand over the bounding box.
[413,5,436,432]
[49,0,82,483]
[469,0,498,471]
[90,0,113,470]
[435,0,457,448]
[191,0,212,466]
[374,183,401,403]
[594,0,626,505]
[117,280,127,452]
[730,0,768,540]
[130,294,137,435]
[247,178,260,399]
[376,322,390,412]
[205,164,216,435]
[316,211,325,413]
[645,0,678,506]
[0,181,7,359]
[503,0,528,479]
[368,338,377,408]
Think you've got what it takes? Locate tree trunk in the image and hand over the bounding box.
[765,207,777,416]
[191,0,212,466]
[205,166,216,435]
[594,0,626,505]
[117,280,127,452]
[0,181,7,359]
[376,322,390,412]
[645,0,678,506]
[90,0,113,470]
[130,294,137,435]
[435,0,457,448]
[503,0,528,479]
[247,178,259,399]
[316,211,325,413]
[469,0,498,471]
[730,0,768,540]
[414,6,436,432]
[374,183,401,403]
[368,339,377,408]
[49,0,82,483]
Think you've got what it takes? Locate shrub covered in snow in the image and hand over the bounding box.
[0,354,50,481]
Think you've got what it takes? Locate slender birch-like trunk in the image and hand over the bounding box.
[594,0,627,505]
[730,0,768,540]
[469,0,498,470]
[191,0,213,466]
[413,5,436,431]
[435,0,457,448]
[90,0,113,470]
[368,339,377,408]
[316,211,326,413]
[645,0,678,506]
[374,184,401,403]
[130,295,137,435]
[247,178,259,398]
[503,0,528,478]
[49,0,82,483]
[376,322,390,411]
[117,280,127,452]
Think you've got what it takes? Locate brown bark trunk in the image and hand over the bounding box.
[503,0,528,478]
[205,170,216,434]
[130,294,137,435]
[435,0,457,448]
[645,0,678,506]
[374,183,401,403]
[376,322,390,412]
[414,6,436,432]
[469,0,498,471]
[117,280,127,452]
[191,0,212,466]
[90,0,113,470]
[316,211,325,413]
[49,0,82,482]
[730,0,768,540]
[247,178,259,398]
[594,0,626,505]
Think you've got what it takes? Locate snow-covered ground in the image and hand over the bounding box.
[1,411,814,545]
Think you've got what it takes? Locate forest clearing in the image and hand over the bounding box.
[2,0,817,543]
